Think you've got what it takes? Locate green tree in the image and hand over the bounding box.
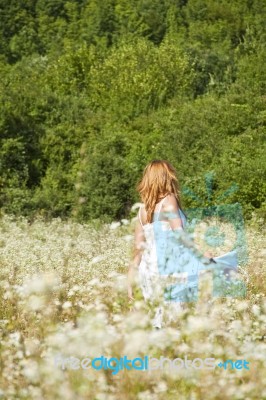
[89,37,194,119]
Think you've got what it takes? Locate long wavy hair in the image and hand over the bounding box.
[136,160,185,224]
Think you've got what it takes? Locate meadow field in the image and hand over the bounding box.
[0,211,265,399]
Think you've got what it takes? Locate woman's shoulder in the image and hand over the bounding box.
[163,193,178,206]
[161,193,181,217]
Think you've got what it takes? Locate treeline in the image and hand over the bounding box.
[0,0,265,222]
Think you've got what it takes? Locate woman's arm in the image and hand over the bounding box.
[127,214,145,300]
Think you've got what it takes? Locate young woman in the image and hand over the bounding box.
[127,160,240,329]
[127,160,212,329]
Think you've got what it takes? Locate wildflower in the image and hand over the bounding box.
[62,301,72,309]
[109,221,121,230]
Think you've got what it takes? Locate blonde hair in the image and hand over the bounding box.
[136,160,184,223]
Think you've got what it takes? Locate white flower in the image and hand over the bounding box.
[27,295,45,311]
[123,329,149,355]
[15,350,24,359]
[154,381,168,393]
[109,221,121,230]
[123,235,133,242]
[186,316,214,332]
[9,331,21,344]
[252,304,260,316]
[23,273,59,295]
[137,390,154,400]
[90,255,104,264]
[62,301,72,309]
[87,278,100,286]
[235,300,249,311]
[3,291,13,300]
[22,360,40,383]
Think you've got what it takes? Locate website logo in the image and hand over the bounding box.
[152,172,247,302]
[54,354,250,375]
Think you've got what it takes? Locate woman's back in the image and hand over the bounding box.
[138,193,186,229]
[138,194,187,278]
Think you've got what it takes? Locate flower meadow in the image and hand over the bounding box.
[0,211,265,400]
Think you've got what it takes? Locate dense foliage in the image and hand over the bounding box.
[0,0,265,222]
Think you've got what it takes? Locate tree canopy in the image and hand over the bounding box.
[0,0,265,222]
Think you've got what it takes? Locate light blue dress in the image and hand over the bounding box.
[138,195,244,328]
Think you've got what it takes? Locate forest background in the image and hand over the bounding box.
[0,0,265,223]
